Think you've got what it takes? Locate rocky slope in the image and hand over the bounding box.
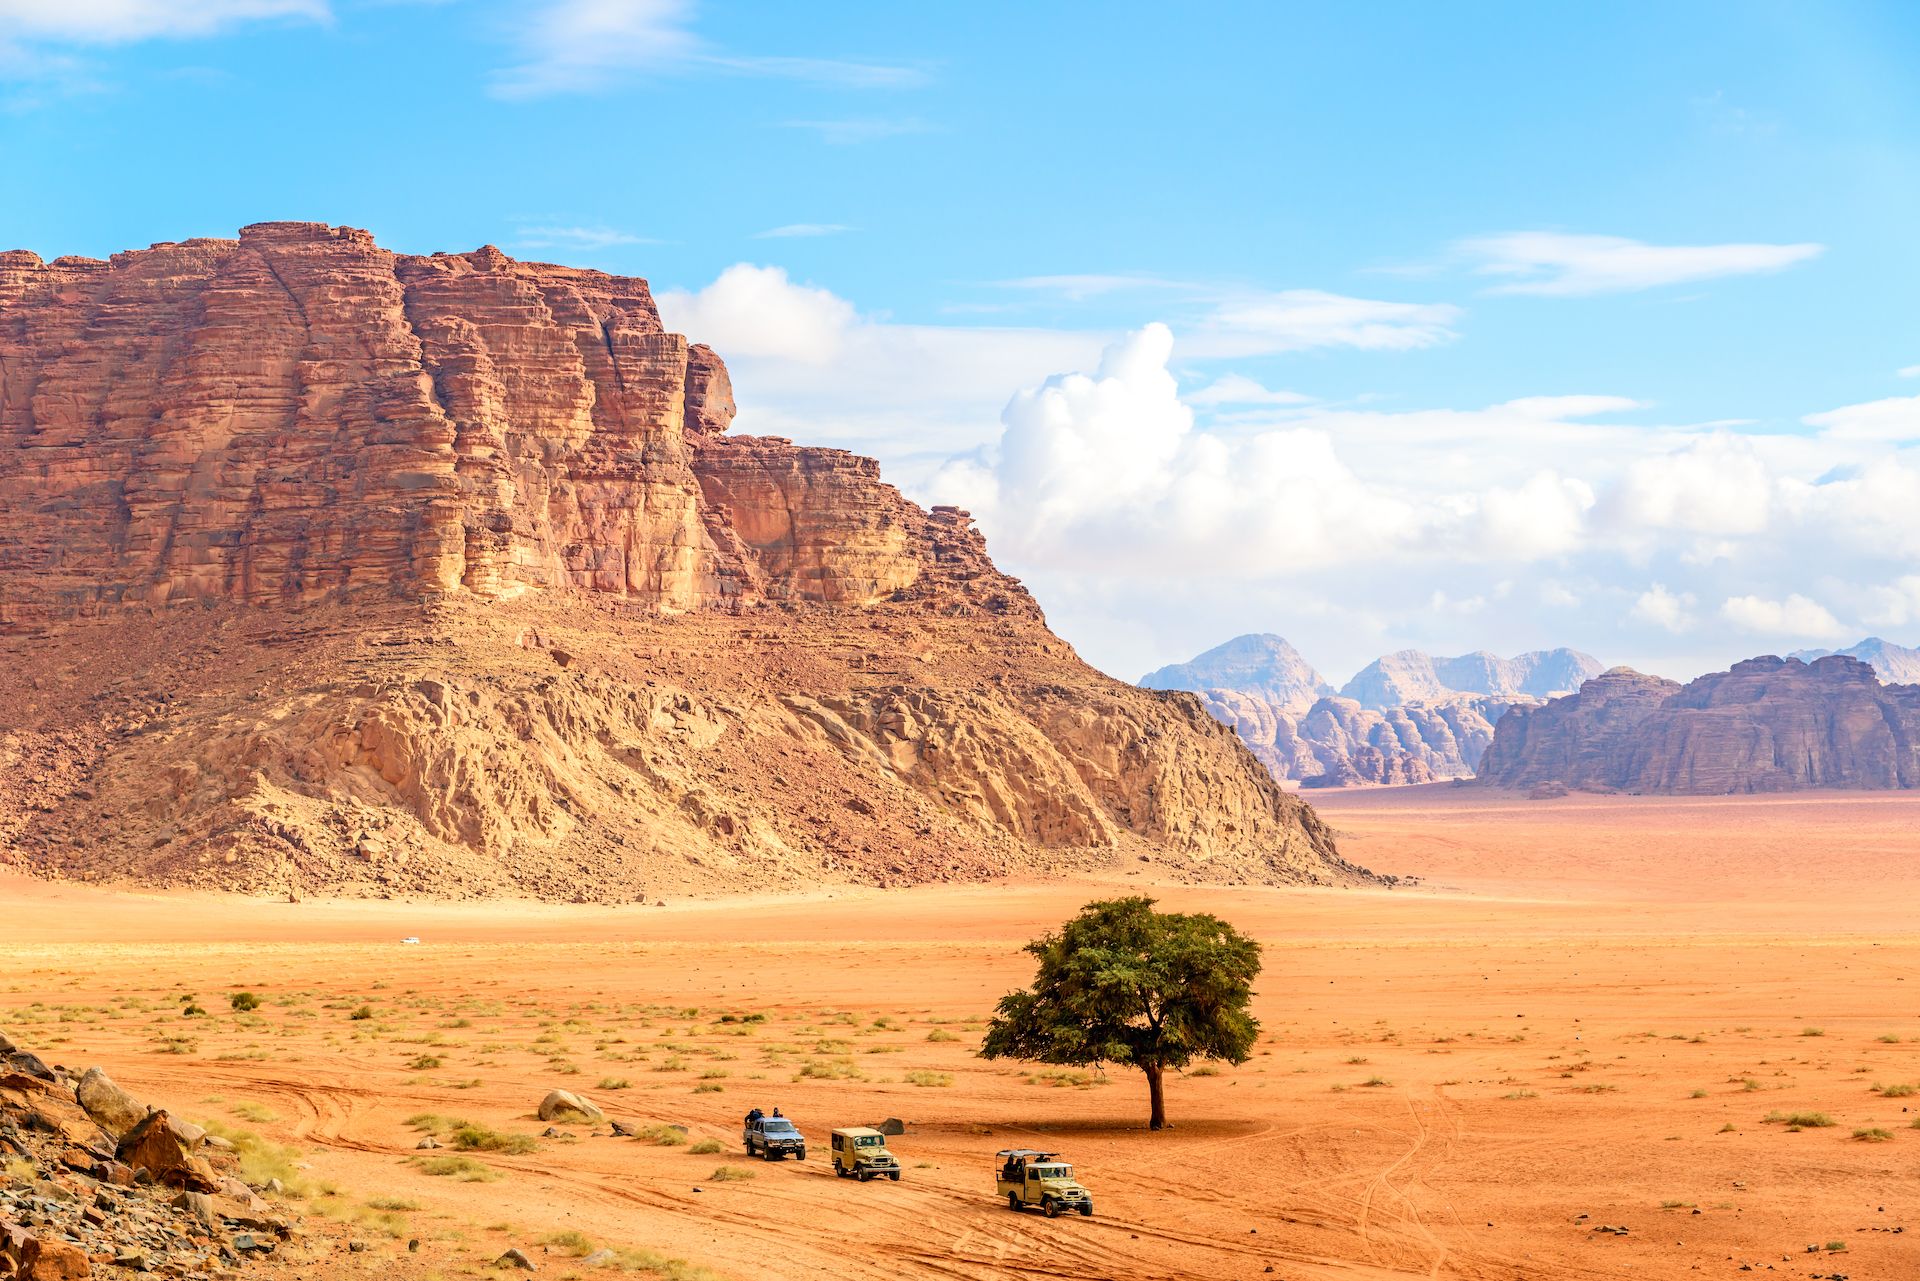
[1789,637,1920,684]
[1338,648,1602,709]
[2,1031,297,1279]
[0,223,1363,897]
[1477,655,1920,793]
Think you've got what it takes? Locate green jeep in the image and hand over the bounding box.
[995,1149,1093,1217]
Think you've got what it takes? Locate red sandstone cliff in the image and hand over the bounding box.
[1477,655,1920,793]
[0,223,1363,898]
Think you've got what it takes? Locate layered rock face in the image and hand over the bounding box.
[0,224,1362,897]
[1478,656,1920,793]
[1193,688,1530,787]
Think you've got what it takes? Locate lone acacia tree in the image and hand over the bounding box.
[980,896,1261,1130]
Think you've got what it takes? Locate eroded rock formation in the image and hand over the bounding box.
[0,224,1364,897]
[1142,633,1566,786]
[1478,656,1920,793]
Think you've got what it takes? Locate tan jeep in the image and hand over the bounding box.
[995,1148,1093,1217]
[830,1126,900,1181]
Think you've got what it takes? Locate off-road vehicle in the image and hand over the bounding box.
[830,1126,900,1181]
[995,1149,1092,1217]
[743,1115,806,1161]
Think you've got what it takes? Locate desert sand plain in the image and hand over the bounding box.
[4,786,1917,1281]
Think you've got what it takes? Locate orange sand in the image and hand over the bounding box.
[4,786,1917,1279]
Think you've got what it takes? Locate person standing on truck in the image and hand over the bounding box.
[746,1107,764,1125]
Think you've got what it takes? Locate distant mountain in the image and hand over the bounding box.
[1195,688,1537,788]
[1788,638,1920,685]
[1478,655,1920,793]
[1338,648,1604,709]
[1143,635,1588,786]
[1140,634,1333,716]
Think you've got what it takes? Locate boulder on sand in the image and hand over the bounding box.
[537,1090,603,1123]
[76,1067,148,1138]
[114,1110,219,1192]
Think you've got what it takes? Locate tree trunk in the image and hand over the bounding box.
[1145,1061,1166,1130]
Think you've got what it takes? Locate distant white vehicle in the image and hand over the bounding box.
[401,936,421,945]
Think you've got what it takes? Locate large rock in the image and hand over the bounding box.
[537,1090,603,1123]
[1477,655,1920,793]
[10,1235,92,1281]
[75,1068,147,1138]
[113,1110,218,1192]
[0,222,1369,898]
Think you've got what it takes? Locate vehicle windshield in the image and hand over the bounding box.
[762,1120,797,1133]
[855,1135,882,1147]
[1030,1165,1071,1180]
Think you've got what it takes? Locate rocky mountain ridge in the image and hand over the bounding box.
[1142,635,1590,786]
[1788,637,1920,685]
[1478,655,1920,793]
[0,223,1364,897]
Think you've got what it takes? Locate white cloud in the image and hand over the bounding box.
[658,264,857,364]
[512,224,659,251]
[656,264,1102,466]
[1606,434,1774,538]
[1460,231,1824,297]
[1802,393,1920,443]
[1897,364,1920,378]
[1500,394,1643,419]
[0,0,327,41]
[752,223,853,239]
[1183,373,1312,407]
[1180,289,1460,358]
[1720,593,1847,640]
[1632,584,1697,632]
[928,325,1613,579]
[493,0,922,99]
[779,118,932,144]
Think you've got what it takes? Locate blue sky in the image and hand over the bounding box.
[6,1,1920,683]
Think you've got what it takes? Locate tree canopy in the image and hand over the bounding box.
[979,896,1262,1129]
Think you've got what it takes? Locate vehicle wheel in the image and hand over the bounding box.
[795,1148,805,1161]
[1042,1197,1060,1218]
[1078,1205,1092,1217]
[889,1171,901,1182]
[1007,1192,1021,1212]
[834,1165,848,1178]
[857,1170,871,1183]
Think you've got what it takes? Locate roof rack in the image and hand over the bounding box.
[995,1148,1058,1161]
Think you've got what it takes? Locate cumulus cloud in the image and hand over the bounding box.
[1460,231,1824,296]
[1632,584,1697,632]
[658,264,857,363]
[493,0,922,99]
[656,263,1102,465]
[1720,593,1848,640]
[929,325,1612,578]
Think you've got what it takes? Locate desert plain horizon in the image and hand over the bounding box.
[7,786,1916,1280]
